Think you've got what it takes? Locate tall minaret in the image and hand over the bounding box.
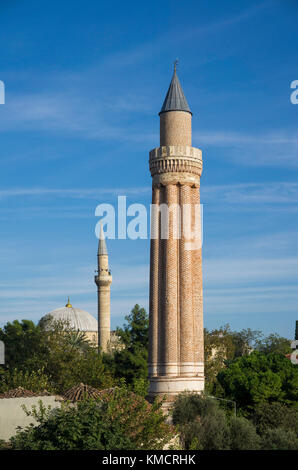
[94,225,112,352]
[148,64,204,402]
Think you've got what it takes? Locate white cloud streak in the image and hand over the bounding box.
[194,129,298,168]
[1,182,297,206]
[202,182,298,204]
[0,187,150,200]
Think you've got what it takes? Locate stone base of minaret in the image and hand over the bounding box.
[148,362,204,407]
[148,376,204,400]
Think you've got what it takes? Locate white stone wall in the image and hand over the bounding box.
[0,396,62,442]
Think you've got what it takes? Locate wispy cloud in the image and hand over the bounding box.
[204,256,298,285]
[0,261,149,327]
[202,182,298,204]
[180,1,272,43]
[0,3,274,148]
[204,231,298,261]
[195,130,298,146]
[1,182,298,204]
[0,91,156,143]
[0,187,150,200]
[101,2,271,70]
[194,130,298,168]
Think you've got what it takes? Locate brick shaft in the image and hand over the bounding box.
[149,187,160,376]
[148,109,204,401]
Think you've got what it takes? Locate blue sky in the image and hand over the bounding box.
[0,0,297,338]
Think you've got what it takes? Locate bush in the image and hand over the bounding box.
[195,409,231,450]
[0,367,56,394]
[172,394,231,450]
[172,393,262,450]
[261,427,298,450]
[172,393,218,426]
[253,402,298,436]
[229,417,261,450]
[131,377,149,397]
[177,410,231,451]
[10,386,174,450]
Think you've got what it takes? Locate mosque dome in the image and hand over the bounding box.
[40,298,98,332]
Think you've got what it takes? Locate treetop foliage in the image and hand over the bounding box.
[217,351,298,412]
[103,304,149,387]
[0,318,114,394]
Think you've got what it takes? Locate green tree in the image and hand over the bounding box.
[103,305,149,385]
[256,333,292,355]
[0,320,45,370]
[116,304,149,350]
[0,318,114,394]
[204,326,262,393]
[40,320,114,392]
[217,351,298,413]
[204,325,235,393]
[231,328,262,357]
[10,387,174,450]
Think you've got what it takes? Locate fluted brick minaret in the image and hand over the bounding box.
[148,64,204,401]
[94,225,112,352]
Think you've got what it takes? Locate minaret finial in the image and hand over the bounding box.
[174,58,178,73]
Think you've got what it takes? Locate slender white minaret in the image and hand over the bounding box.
[94,225,112,352]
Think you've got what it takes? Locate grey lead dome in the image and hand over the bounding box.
[41,305,98,332]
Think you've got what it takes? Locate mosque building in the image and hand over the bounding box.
[40,297,98,345]
[40,225,113,351]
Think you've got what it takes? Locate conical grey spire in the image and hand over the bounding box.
[98,223,108,255]
[159,66,192,115]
